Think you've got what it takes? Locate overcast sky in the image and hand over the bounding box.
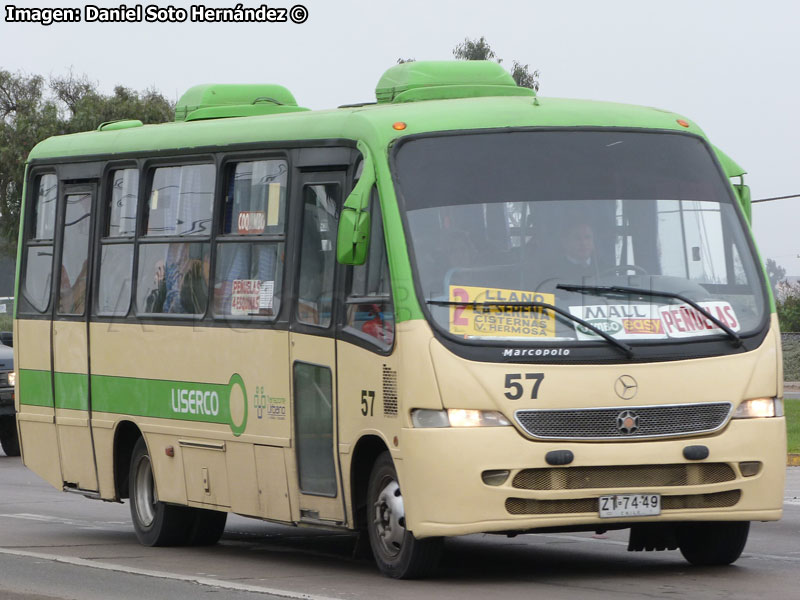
[2,0,798,272]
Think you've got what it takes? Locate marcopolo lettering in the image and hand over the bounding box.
[502,348,571,357]
[171,387,220,416]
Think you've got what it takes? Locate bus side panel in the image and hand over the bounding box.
[88,323,292,510]
[254,445,293,522]
[15,318,62,488]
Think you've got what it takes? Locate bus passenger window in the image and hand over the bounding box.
[22,174,57,313]
[137,243,210,315]
[98,168,138,316]
[146,164,214,236]
[346,190,394,347]
[222,160,287,235]
[214,159,287,319]
[136,163,214,316]
[297,184,339,327]
[214,243,283,317]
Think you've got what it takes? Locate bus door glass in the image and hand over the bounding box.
[289,171,346,525]
[52,183,99,492]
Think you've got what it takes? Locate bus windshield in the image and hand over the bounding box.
[394,131,767,345]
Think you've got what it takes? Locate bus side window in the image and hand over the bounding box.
[135,164,214,316]
[345,188,394,348]
[21,173,58,313]
[97,168,138,316]
[213,159,287,319]
[297,184,339,327]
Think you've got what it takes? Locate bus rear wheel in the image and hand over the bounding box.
[366,452,442,579]
[187,508,227,545]
[677,521,750,566]
[128,438,192,546]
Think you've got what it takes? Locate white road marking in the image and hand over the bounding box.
[0,513,129,530]
[0,546,340,600]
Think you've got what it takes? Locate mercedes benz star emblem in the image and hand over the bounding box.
[616,410,640,434]
[614,375,638,400]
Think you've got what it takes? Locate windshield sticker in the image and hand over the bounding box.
[448,286,556,338]
[569,304,667,340]
[659,301,740,338]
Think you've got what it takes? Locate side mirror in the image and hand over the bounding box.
[337,141,375,266]
[733,183,752,224]
[337,208,370,265]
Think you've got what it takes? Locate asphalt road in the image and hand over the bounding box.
[1,450,799,600]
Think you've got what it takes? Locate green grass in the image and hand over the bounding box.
[783,337,800,381]
[786,399,800,454]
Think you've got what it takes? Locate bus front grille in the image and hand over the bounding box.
[505,490,741,515]
[514,402,732,440]
[512,463,737,490]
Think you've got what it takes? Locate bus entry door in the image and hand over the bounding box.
[288,172,346,526]
[52,184,99,492]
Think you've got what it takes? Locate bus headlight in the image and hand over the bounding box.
[411,409,510,428]
[7,371,15,387]
[733,398,783,419]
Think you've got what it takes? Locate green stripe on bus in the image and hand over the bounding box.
[54,371,88,411]
[91,374,231,425]
[18,369,53,407]
[18,370,248,436]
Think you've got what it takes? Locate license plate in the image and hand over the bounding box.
[598,494,661,518]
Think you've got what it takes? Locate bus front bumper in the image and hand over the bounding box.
[396,418,786,538]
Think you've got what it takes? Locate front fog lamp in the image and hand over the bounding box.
[733,398,783,419]
[411,409,511,428]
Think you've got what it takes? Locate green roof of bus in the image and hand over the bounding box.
[26,95,706,162]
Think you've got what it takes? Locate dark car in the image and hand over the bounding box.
[0,341,18,456]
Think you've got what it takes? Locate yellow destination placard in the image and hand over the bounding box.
[448,285,556,338]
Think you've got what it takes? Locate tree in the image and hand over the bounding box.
[0,70,173,256]
[452,36,539,91]
[766,258,786,300]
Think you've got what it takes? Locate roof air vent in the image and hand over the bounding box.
[375,60,535,104]
[175,84,309,121]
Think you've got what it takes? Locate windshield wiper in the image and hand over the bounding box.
[556,284,742,347]
[426,299,633,358]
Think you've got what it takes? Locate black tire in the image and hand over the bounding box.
[366,452,442,579]
[187,508,228,546]
[0,417,20,457]
[128,437,193,546]
[677,521,750,566]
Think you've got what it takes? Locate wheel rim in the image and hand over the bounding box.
[133,454,157,527]
[372,477,406,558]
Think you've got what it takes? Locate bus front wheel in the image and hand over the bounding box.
[128,438,192,546]
[366,452,442,579]
[677,521,749,566]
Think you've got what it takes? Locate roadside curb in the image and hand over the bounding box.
[789,454,800,467]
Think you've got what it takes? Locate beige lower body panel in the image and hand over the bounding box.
[398,418,786,538]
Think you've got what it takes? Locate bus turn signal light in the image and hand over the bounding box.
[393,122,407,130]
